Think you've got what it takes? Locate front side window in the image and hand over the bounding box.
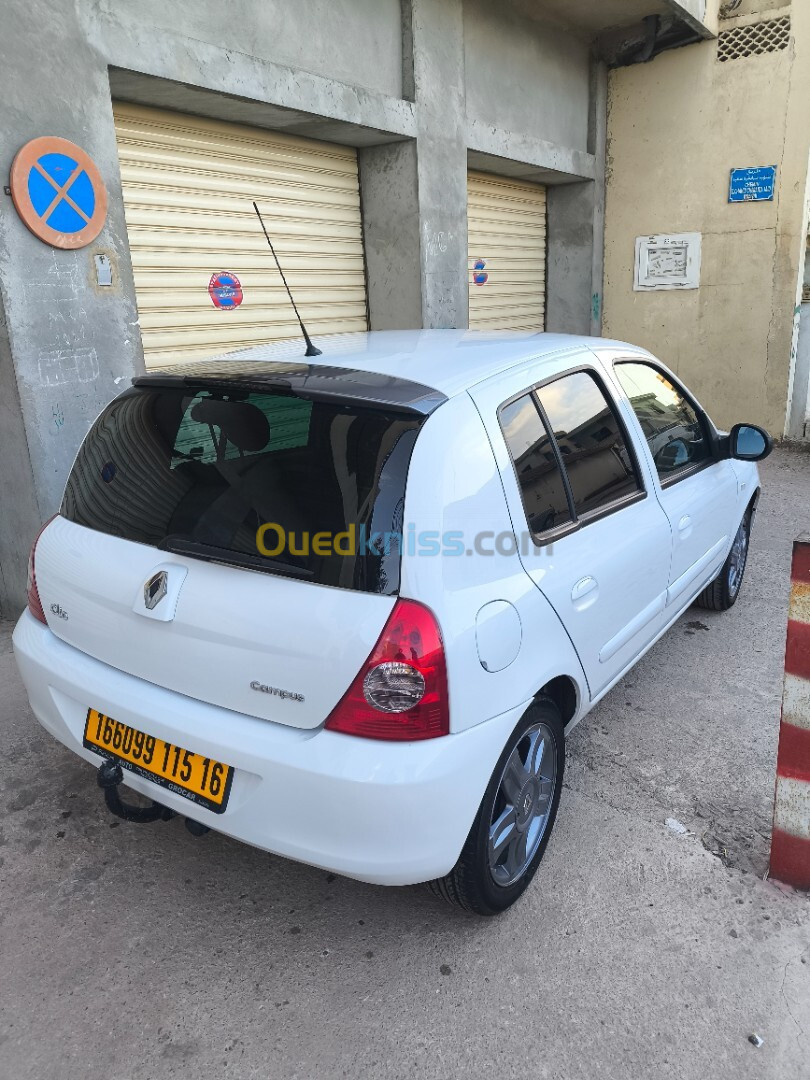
[535,371,641,517]
[614,361,710,480]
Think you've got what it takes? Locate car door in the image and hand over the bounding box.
[608,356,740,611]
[469,359,672,699]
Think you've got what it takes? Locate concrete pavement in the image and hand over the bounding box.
[0,449,808,1080]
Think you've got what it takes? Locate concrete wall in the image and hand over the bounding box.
[730,0,786,15]
[0,0,602,614]
[602,1,810,436]
[99,0,406,100]
[0,291,41,621]
[464,0,591,153]
[0,1,146,616]
[787,235,810,439]
[789,304,810,440]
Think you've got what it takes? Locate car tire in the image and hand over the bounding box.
[428,697,565,916]
[694,511,751,612]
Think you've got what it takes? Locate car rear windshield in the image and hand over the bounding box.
[61,383,426,594]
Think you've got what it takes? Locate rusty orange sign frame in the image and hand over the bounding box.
[10,136,108,249]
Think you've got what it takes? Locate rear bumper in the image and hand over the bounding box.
[12,610,522,885]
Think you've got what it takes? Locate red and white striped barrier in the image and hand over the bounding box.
[770,534,810,890]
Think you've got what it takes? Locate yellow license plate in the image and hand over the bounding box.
[83,709,233,814]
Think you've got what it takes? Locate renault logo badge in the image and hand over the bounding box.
[144,570,168,611]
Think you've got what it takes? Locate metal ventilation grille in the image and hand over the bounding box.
[717,17,791,62]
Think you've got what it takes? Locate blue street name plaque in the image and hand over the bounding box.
[729,166,777,203]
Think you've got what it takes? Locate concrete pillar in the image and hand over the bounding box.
[323,0,466,334]
[359,142,424,330]
[545,61,607,337]
[0,3,143,616]
[546,182,600,336]
[359,0,468,331]
[410,0,469,328]
[589,61,608,337]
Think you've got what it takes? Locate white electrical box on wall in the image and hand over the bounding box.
[634,233,701,291]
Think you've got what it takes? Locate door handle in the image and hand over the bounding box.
[571,575,598,602]
[678,515,691,532]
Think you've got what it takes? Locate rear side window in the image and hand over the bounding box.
[61,385,424,595]
[500,395,573,534]
[535,371,641,515]
[500,369,643,540]
[614,361,710,480]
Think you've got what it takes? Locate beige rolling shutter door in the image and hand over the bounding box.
[468,171,546,332]
[113,104,368,368]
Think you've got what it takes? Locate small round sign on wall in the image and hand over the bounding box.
[209,271,244,310]
[10,136,108,249]
[472,258,488,286]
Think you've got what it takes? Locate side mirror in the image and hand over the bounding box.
[729,423,773,462]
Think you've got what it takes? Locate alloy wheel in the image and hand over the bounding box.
[727,518,749,598]
[488,722,557,887]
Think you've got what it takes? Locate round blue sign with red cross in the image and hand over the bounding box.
[10,136,107,249]
[472,258,488,286]
[209,271,244,310]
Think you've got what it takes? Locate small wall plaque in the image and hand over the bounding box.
[94,253,112,286]
[634,233,701,292]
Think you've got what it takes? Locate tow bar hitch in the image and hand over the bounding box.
[97,760,175,823]
[96,760,211,836]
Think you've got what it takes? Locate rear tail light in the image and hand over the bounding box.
[325,598,449,741]
[27,517,55,625]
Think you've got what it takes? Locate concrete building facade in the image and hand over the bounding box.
[603,0,810,437]
[0,0,727,616]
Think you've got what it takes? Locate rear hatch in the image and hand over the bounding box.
[35,360,442,729]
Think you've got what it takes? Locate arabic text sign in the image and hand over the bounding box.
[729,166,776,203]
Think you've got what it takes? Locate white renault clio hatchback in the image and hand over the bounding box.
[13,331,771,914]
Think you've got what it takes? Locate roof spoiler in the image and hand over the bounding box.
[133,361,447,417]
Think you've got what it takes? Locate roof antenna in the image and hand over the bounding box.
[252,200,322,357]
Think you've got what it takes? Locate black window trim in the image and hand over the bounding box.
[611,357,721,490]
[497,363,648,547]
